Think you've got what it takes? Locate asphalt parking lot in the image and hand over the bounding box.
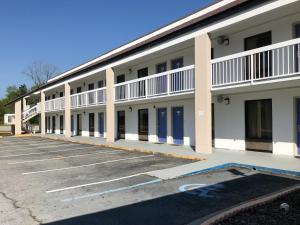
[0,136,299,225]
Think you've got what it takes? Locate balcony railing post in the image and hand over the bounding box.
[85,92,88,106]
[127,84,130,100]
[167,72,170,95]
[145,79,148,98]
[250,54,254,84]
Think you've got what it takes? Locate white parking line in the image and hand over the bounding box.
[8,151,126,165]
[0,141,61,148]
[47,168,160,193]
[23,155,154,175]
[61,179,162,202]
[0,144,80,153]
[0,146,99,158]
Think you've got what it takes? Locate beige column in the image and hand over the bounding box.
[106,68,115,142]
[22,97,27,111]
[14,100,22,135]
[194,34,212,154]
[64,83,71,138]
[40,92,46,135]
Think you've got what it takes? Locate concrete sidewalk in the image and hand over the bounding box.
[33,134,300,179]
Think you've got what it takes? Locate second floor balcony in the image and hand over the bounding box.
[45,97,65,112]
[114,65,195,102]
[70,87,106,109]
[211,38,300,90]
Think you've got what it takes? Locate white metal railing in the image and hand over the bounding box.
[70,87,106,109]
[115,65,195,102]
[4,114,15,125]
[22,103,40,121]
[211,38,300,88]
[45,97,65,112]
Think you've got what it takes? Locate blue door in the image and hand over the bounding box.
[172,107,184,145]
[157,108,167,143]
[297,99,300,156]
[98,112,104,138]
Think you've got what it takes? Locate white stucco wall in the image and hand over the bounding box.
[114,46,194,82]
[214,87,300,156]
[212,13,300,58]
[115,98,195,146]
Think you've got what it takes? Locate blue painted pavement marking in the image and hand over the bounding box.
[179,183,224,198]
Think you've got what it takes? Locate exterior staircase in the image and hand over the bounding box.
[22,103,40,122]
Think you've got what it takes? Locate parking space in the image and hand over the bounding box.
[0,136,299,225]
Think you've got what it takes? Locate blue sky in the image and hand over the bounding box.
[0,0,214,98]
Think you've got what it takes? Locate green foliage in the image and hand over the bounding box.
[0,84,28,124]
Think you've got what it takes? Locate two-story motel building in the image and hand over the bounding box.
[8,0,300,157]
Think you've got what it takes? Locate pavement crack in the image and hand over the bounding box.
[0,191,42,225]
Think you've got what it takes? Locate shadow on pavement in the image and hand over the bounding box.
[43,173,299,225]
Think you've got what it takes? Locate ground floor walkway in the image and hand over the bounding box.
[37,134,300,179]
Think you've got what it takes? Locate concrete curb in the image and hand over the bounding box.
[14,134,33,137]
[40,135,204,161]
[189,184,300,225]
[179,162,300,178]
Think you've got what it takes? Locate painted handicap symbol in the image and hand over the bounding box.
[179,183,224,198]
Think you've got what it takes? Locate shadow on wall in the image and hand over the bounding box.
[42,173,299,225]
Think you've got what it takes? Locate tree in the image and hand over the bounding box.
[22,61,60,87]
[0,84,28,124]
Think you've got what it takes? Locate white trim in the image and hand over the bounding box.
[42,0,298,92]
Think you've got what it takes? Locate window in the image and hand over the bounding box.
[137,68,148,97]
[244,31,272,51]
[244,31,272,79]
[88,83,94,91]
[116,75,126,100]
[156,62,167,73]
[98,80,104,88]
[59,92,64,97]
[76,87,82,93]
[71,89,74,95]
[295,24,300,38]
[52,94,56,99]
[117,74,125,84]
[137,67,148,78]
[171,57,183,70]
[245,99,272,141]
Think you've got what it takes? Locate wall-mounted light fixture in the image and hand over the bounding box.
[83,111,86,115]
[217,35,230,46]
[129,106,132,112]
[224,97,230,105]
[153,105,156,109]
[128,68,132,74]
[83,82,86,87]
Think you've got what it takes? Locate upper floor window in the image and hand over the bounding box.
[98,80,105,88]
[137,67,148,78]
[171,57,184,70]
[59,92,64,97]
[244,31,272,51]
[117,74,125,84]
[295,24,300,38]
[88,83,94,91]
[76,87,82,93]
[156,62,167,73]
